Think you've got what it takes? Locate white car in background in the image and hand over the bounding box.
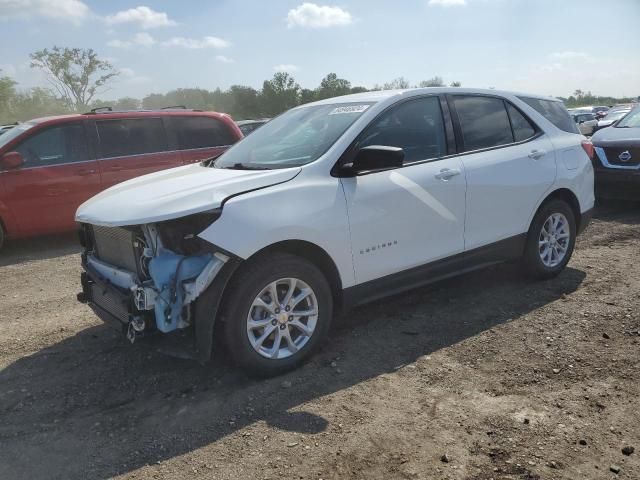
[76,88,595,376]
[596,108,631,131]
[572,112,598,136]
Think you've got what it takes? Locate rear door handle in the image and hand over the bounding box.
[435,168,461,180]
[528,149,547,160]
[77,168,96,176]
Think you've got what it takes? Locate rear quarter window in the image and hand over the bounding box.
[175,116,237,150]
[518,97,580,134]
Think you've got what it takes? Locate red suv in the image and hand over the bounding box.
[0,108,242,249]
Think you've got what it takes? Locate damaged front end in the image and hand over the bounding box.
[77,210,239,362]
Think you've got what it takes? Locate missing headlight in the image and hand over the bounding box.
[156,209,222,255]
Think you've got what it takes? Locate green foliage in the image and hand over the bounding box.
[561,89,637,108]
[418,76,445,88]
[4,54,636,123]
[29,46,118,110]
[261,72,301,117]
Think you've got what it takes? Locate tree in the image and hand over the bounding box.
[10,87,70,121]
[382,77,411,90]
[450,81,462,87]
[316,73,352,100]
[299,88,316,105]
[29,46,118,110]
[418,76,444,88]
[227,85,261,119]
[260,72,300,116]
[0,72,17,123]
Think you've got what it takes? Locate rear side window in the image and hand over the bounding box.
[506,104,536,142]
[175,116,237,150]
[452,96,513,151]
[518,97,579,134]
[96,118,168,159]
[15,124,89,167]
[359,96,447,164]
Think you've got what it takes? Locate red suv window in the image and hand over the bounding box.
[96,118,168,158]
[175,116,237,150]
[16,124,89,167]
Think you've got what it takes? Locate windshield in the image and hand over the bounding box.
[0,122,34,150]
[615,107,640,128]
[213,102,373,169]
[604,110,630,122]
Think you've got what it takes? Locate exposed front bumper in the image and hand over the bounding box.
[79,263,137,330]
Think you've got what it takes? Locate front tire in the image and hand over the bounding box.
[522,199,576,279]
[220,253,333,377]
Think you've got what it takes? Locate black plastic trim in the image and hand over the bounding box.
[342,234,527,309]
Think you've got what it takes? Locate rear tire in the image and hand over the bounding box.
[0,222,5,251]
[220,253,333,377]
[522,199,576,279]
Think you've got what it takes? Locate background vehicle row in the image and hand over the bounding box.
[0,109,242,248]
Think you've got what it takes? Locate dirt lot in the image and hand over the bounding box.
[0,203,638,480]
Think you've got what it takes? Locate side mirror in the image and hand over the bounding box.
[348,145,404,174]
[0,151,24,170]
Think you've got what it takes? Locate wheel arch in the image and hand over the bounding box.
[242,239,344,309]
[530,188,582,232]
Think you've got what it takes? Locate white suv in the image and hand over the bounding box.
[76,88,595,375]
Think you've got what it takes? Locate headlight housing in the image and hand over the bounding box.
[156,209,222,255]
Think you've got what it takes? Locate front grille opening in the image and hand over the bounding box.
[92,225,144,276]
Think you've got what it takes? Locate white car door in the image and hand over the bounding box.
[340,96,467,284]
[448,95,556,250]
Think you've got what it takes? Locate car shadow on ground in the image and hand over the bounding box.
[0,263,586,479]
[0,232,79,267]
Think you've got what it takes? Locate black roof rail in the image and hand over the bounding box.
[82,106,205,115]
[87,106,113,114]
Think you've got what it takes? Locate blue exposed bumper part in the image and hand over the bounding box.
[149,249,212,333]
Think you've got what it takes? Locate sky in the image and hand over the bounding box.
[1,0,639,100]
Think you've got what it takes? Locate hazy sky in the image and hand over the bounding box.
[1,0,639,100]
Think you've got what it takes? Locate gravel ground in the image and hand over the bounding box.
[0,203,638,480]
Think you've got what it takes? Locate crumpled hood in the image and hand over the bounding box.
[592,126,640,147]
[76,163,301,227]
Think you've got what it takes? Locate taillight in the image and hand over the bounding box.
[581,139,594,160]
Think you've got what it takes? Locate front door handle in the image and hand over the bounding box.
[528,149,547,160]
[435,168,461,180]
[77,168,96,176]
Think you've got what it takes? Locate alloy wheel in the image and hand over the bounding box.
[246,277,319,359]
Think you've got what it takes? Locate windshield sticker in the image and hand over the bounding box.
[329,105,370,115]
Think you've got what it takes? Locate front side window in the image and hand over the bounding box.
[518,97,579,134]
[453,96,513,151]
[96,118,167,159]
[214,102,372,169]
[176,116,237,150]
[358,96,447,164]
[506,103,537,142]
[15,124,89,167]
